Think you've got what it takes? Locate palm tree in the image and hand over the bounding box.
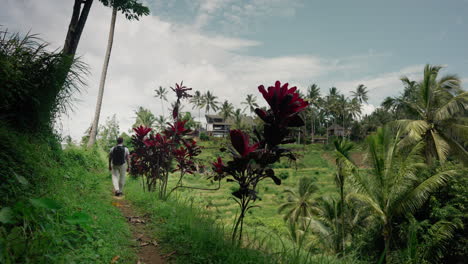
[351,84,369,104]
[154,86,168,117]
[307,84,321,139]
[219,100,234,121]
[201,91,219,114]
[87,1,149,147]
[333,138,355,254]
[278,177,319,223]
[241,94,259,115]
[396,65,468,165]
[232,108,244,129]
[305,197,342,254]
[155,115,166,132]
[349,126,457,262]
[133,106,156,128]
[190,90,203,122]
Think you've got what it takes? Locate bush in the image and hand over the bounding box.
[199,132,209,141]
[0,29,86,131]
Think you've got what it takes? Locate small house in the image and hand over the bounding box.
[327,124,349,137]
[205,114,230,137]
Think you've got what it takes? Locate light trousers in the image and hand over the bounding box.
[112,163,127,192]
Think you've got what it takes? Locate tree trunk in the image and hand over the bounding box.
[383,223,391,263]
[340,181,345,255]
[87,7,117,147]
[63,0,94,56]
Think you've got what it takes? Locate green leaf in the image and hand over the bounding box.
[65,212,92,225]
[29,198,62,210]
[0,207,15,224]
[14,173,29,186]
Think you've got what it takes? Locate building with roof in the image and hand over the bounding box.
[327,124,350,137]
[205,114,230,137]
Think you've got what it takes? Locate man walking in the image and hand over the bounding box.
[109,137,130,196]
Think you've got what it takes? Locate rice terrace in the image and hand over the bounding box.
[1,1,467,263]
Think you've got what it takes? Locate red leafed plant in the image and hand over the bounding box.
[212,80,308,242]
[130,82,207,199]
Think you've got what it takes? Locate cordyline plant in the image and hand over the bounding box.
[130,82,205,199]
[211,81,308,242]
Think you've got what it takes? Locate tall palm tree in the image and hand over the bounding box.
[333,139,355,254]
[219,100,234,121]
[133,106,156,128]
[307,84,321,138]
[155,115,166,132]
[349,126,457,262]
[396,64,468,165]
[278,177,319,223]
[351,84,369,104]
[241,94,259,115]
[232,108,244,129]
[201,91,219,114]
[190,90,203,122]
[87,0,149,148]
[87,6,117,148]
[154,86,168,117]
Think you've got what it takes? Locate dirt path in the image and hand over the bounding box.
[112,196,167,264]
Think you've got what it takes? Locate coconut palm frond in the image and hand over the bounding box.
[434,92,468,121]
[394,170,457,216]
[430,130,450,162]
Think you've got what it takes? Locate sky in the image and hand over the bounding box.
[2,0,467,141]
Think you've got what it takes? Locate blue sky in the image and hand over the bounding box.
[1,0,467,140]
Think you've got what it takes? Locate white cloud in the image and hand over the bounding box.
[2,0,425,142]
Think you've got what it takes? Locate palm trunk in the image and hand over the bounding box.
[340,182,345,255]
[383,223,391,263]
[63,0,94,56]
[87,7,117,147]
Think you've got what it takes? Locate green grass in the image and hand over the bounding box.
[125,178,359,264]
[123,141,353,263]
[0,124,135,263]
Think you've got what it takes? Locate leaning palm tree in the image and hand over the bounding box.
[351,84,369,104]
[87,1,149,147]
[395,64,468,165]
[333,138,355,254]
[349,126,457,263]
[154,86,168,117]
[201,91,219,114]
[241,94,259,115]
[219,100,234,121]
[278,177,319,223]
[133,106,156,128]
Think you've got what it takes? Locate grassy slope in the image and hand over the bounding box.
[0,124,135,263]
[124,140,359,263]
[171,141,337,241]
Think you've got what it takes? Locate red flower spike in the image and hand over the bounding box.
[230,129,259,157]
[212,157,225,174]
[133,125,152,138]
[257,81,308,124]
[171,81,192,99]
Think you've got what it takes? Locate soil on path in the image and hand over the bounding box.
[112,196,166,264]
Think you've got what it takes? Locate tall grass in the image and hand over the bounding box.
[0,123,135,263]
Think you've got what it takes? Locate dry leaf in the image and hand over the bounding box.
[162,251,176,258]
[110,255,120,263]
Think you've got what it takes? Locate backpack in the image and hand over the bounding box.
[112,146,126,165]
